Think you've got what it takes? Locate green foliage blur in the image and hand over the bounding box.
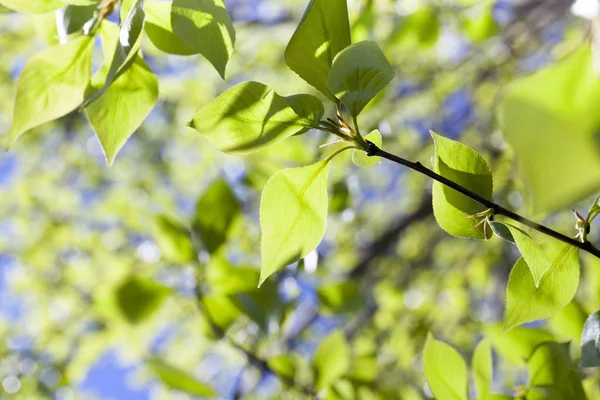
[1,0,600,399]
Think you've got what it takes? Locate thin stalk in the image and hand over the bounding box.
[366,142,600,259]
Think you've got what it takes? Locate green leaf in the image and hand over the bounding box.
[188,81,307,155]
[430,131,493,239]
[259,160,330,286]
[527,342,586,400]
[423,333,468,400]
[145,0,199,55]
[151,215,195,264]
[580,311,600,367]
[285,0,351,101]
[268,355,296,381]
[61,0,99,5]
[8,36,94,145]
[170,0,235,78]
[314,330,350,390]
[85,21,158,165]
[498,46,600,212]
[148,358,216,397]
[486,325,555,365]
[548,301,587,345]
[353,129,381,168]
[82,0,145,108]
[327,41,394,117]
[393,8,439,47]
[284,94,325,127]
[0,0,63,13]
[472,339,492,400]
[491,222,551,287]
[193,178,240,254]
[504,243,580,332]
[116,277,170,324]
[229,280,283,332]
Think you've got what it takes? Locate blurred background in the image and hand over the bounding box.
[1,0,600,398]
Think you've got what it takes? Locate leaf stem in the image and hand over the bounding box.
[366,142,600,259]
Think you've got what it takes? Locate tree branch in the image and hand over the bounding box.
[367,142,600,259]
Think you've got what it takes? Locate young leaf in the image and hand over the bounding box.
[259,160,330,286]
[314,330,350,390]
[0,0,62,13]
[504,243,580,331]
[498,46,600,212]
[353,129,381,168]
[193,178,240,254]
[430,132,493,239]
[327,41,394,117]
[580,311,600,367]
[285,0,351,101]
[188,81,307,155]
[8,35,94,145]
[423,333,468,400]
[151,215,196,264]
[82,0,145,108]
[527,342,586,400]
[171,0,235,78]
[116,277,171,324]
[472,339,492,400]
[148,358,216,396]
[85,21,159,165]
[491,222,551,287]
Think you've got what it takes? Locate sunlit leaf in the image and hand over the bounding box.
[353,129,381,168]
[284,93,324,128]
[314,330,350,390]
[423,333,468,400]
[431,131,493,239]
[505,243,579,331]
[145,0,198,55]
[327,41,394,117]
[148,358,216,396]
[82,0,145,108]
[285,0,351,101]
[8,36,94,145]
[85,21,158,165]
[490,222,551,287]
[259,160,329,286]
[498,47,600,212]
[472,339,492,400]
[0,0,62,13]
[193,178,240,254]
[189,81,307,155]
[170,0,235,78]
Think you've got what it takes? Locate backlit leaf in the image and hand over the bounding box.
[259,160,330,286]
[188,81,307,155]
[285,0,351,101]
[327,41,394,117]
[431,131,493,239]
[8,35,94,145]
[505,243,579,331]
[472,339,492,400]
[85,21,158,165]
[148,358,216,396]
[423,333,468,400]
